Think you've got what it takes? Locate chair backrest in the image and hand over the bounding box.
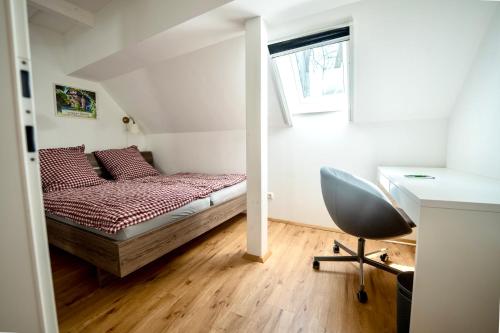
[320,167,412,240]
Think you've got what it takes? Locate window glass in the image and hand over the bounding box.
[272,39,349,115]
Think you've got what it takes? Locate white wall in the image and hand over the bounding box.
[268,113,447,228]
[144,0,492,230]
[102,0,495,135]
[47,0,492,231]
[148,130,245,174]
[447,7,500,180]
[147,114,448,229]
[268,0,496,123]
[30,24,146,151]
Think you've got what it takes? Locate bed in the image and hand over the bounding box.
[45,151,246,279]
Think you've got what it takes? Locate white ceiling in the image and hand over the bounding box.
[102,36,285,133]
[70,7,246,80]
[28,0,499,135]
[28,0,113,33]
[103,37,246,133]
[68,0,361,80]
[98,0,497,134]
[28,0,358,36]
[65,0,113,12]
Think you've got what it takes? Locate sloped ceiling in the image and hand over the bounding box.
[28,0,113,33]
[65,0,361,80]
[62,0,235,76]
[104,37,246,133]
[62,0,498,134]
[103,36,284,133]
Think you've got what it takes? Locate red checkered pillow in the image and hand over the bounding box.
[94,146,160,180]
[39,145,105,193]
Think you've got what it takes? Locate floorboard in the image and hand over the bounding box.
[50,215,415,333]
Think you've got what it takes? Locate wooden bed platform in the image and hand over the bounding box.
[46,151,246,278]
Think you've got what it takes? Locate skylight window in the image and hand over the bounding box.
[269,26,350,116]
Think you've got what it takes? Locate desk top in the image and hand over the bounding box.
[378,167,500,213]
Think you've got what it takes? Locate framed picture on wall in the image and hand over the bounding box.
[54,84,97,119]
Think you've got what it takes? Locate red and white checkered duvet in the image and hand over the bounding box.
[131,173,247,192]
[44,173,246,234]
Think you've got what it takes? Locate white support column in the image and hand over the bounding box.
[244,17,270,262]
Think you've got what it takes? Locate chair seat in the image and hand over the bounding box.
[321,167,414,240]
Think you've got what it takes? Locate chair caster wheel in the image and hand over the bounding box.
[357,290,368,303]
[380,253,389,262]
[313,260,320,270]
[333,244,340,254]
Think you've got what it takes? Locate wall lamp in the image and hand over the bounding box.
[122,116,140,134]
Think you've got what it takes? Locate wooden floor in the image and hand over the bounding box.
[50,215,415,333]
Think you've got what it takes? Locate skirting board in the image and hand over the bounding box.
[268,217,416,246]
[243,251,272,263]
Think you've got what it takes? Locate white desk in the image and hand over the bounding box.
[378,167,500,333]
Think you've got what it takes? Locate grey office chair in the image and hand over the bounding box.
[313,167,415,303]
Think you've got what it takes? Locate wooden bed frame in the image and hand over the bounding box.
[46,152,246,278]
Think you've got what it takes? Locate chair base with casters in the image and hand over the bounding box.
[312,237,403,303]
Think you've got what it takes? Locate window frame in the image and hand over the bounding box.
[269,24,353,125]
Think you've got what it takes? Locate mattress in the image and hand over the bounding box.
[210,180,247,205]
[46,197,211,241]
